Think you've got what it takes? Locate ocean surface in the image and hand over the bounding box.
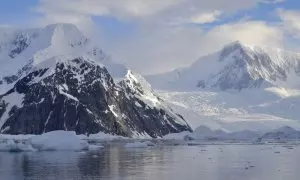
[0,144,299,180]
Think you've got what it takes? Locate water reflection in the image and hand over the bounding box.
[0,144,300,180]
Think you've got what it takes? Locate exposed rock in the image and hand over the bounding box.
[0,58,191,137]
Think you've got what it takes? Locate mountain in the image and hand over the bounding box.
[0,23,127,94]
[165,125,262,141]
[158,89,300,132]
[0,24,191,137]
[147,41,300,91]
[259,126,300,141]
[147,42,300,132]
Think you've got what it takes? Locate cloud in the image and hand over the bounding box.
[32,0,288,74]
[105,20,284,74]
[35,0,261,22]
[277,9,300,39]
[172,11,222,25]
[261,0,285,4]
[36,13,95,34]
[204,21,283,48]
[189,11,222,24]
[35,0,185,20]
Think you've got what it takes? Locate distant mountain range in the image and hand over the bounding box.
[147,41,300,132]
[147,41,300,91]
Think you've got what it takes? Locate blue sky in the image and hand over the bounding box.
[0,0,296,26]
[0,0,38,25]
[0,0,293,30]
[0,0,300,74]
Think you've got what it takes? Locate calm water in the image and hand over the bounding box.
[0,144,299,180]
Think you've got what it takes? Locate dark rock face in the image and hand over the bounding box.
[0,58,191,137]
[9,33,30,58]
[3,75,19,84]
[1,59,33,86]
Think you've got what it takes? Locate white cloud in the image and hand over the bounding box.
[277,9,300,39]
[204,21,283,48]
[35,0,185,20]
[172,11,222,25]
[105,21,284,74]
[36,13,95,34]
[35,0,261,22]
[32,0,288,74]
[189,11,222,24]
[261,0,285,4]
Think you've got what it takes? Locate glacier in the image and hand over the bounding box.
[147,41,300,133]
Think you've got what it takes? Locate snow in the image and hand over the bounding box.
[58,85,79,101]
[158,89,300,133]
[108,105,119,117]
[124,70,160,107]
[147,41,300,91]
[0,23,126,94]
[0,92,25,130]
[121,70,189,127]
[163,126,262,141]
[30,131,89,151]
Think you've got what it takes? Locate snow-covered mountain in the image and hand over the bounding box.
[147,42,300,133]
[0,24,191,137]
[0,23,126,94]
[147,41,300,91]
[259,126,300,141]
[159,89,300,132]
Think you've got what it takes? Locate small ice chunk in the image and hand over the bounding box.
[163,131,192,140]
[88,144,104,150]
[124,141,152,148]
[88,132,126,141]
[0,140,36,152]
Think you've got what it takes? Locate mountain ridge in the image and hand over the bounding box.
[0,23,127,94]
[0,24,192,137]
[147,41,300,91]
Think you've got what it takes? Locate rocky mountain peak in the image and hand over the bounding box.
[0,24,191,137]
[147,41,300,91]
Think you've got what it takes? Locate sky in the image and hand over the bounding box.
[1,0,300,74]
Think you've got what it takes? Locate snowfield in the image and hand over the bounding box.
[158,88,300,132]
[146,41,300,134]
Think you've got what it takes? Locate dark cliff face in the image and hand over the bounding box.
[0,58,191,137]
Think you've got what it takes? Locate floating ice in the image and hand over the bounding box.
[30,131,89,151]
[124,141,154,148]
[88,144,104,151]
[0,140,36,152]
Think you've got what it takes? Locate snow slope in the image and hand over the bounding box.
[147,41,300,91]
[158,88,300,132]
[0,23,127,94]
[146,41,300,133]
